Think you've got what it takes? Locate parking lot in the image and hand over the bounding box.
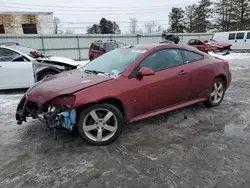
[0,54,250,188]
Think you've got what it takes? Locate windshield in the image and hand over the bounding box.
[84,48,145,76]
[10,45,41,57]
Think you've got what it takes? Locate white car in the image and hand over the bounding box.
[0,42,79,90]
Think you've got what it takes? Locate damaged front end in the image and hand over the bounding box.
[16,94,77,135]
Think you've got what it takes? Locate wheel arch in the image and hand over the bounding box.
[75,97,127,123]
[36,67,61,81]
[215,74,227,87]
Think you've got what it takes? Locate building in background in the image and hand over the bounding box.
[0,12,54,34]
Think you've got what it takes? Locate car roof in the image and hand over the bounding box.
[121,43,205,55]
[122,43,165,50]
[0,42,19,47]
[122,43,191,50]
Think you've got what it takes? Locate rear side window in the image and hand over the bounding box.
[247,32,250,39]
[183,50,203,63]
[228,33,236,40]
[236,32,245,40]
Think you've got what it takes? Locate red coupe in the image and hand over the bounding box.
[16,44,232,145]
[188,38,232,53]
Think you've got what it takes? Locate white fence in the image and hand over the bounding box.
[0,33,214,60]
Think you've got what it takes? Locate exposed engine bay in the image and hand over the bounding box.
[33,58,78,82]
[16,94,77,139]
[29,51,79,81]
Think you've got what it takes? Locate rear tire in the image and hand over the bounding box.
[204,78,225,107]
[77,103,124,146]
[89,56,94,61]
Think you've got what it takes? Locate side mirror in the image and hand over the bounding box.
[136,67,155,79]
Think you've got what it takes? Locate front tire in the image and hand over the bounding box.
[205,78,225,107]
[77,103,124,146]
[39,71,57,81]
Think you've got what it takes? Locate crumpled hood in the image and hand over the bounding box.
[37,56,79,66]
[26,70,113,104]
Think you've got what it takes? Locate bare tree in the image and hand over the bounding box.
[53,16,61,34]
[58,30,64,34]
[65,28,74,34]
[138,28,143,34]
[129,17,138,34]
[144,21,156,33]
[156,24,163,32]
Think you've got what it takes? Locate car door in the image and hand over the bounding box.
[182,49,210,100]
[130,48,191,117]
[0,48,34,90]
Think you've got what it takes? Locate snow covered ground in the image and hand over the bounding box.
[208,52,250,71]
[208,52,250,60]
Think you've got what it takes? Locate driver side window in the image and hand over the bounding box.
[196,40,204,45]
[139,49,184,72]
[0,48,19,62]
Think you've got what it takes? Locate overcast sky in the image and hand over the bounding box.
[0,0,199,33]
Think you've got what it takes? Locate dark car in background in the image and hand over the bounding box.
[88,40,125,61]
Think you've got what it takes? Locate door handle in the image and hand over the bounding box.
[0,65,2,68]
[179,70,187,75]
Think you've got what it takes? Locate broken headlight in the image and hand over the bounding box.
[49,95,76,108]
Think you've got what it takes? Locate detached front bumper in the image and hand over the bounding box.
[16,94,76,130]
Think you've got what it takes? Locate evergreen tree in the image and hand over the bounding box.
[184,4,197,32]
[168,7,185,33]
[87,24,100,34]
[87,18,121,34]
[193,0,213,32]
